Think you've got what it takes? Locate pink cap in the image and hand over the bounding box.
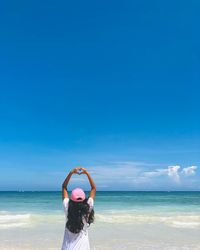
[70,188,86,202]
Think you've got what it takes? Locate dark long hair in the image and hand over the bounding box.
[66,198,94,234]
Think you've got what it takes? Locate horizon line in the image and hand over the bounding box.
[0,190,200,192]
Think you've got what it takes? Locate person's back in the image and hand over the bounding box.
[61,167,96,250]
[61,196,94,250]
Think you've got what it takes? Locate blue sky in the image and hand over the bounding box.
[0,0,199,191]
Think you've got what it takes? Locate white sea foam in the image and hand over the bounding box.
[1,211,200,229]
[170,221,200,228]
[95,213,200,228]
[0,213,31,229]
[0,212,65,229]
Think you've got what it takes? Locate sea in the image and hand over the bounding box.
[0,191,200,250]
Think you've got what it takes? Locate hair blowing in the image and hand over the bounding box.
[66,198,94,234]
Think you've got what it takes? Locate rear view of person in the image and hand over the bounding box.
[61,167,96,250]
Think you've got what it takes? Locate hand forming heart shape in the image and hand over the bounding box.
[77,168,83,175]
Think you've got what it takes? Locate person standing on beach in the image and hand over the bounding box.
[61,167,96,250]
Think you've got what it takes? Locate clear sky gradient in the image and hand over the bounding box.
[0,0,199,190]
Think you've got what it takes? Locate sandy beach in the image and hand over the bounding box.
[1,223,200,250]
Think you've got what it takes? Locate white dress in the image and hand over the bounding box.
[61,197,94,250]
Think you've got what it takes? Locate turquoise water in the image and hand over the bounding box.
[1,192,200,249]
[0,191,200,229]
[0,191,200,227]
[1,191,200,212]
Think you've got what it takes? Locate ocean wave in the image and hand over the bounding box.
[1,211,200,229]
[95,213,200,228]
[0,213,31,229]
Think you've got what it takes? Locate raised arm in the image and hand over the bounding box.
[62,168,79,200]
[81,168,96,199]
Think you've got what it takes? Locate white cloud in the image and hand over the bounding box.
[181,166,197,176]
[143,165,181,183]
[168,165,180,183]
[143,165,199,185]
[54,162,198,190]
[89,162,199,188]
[143,169,167,177]
[87,161,152,188]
